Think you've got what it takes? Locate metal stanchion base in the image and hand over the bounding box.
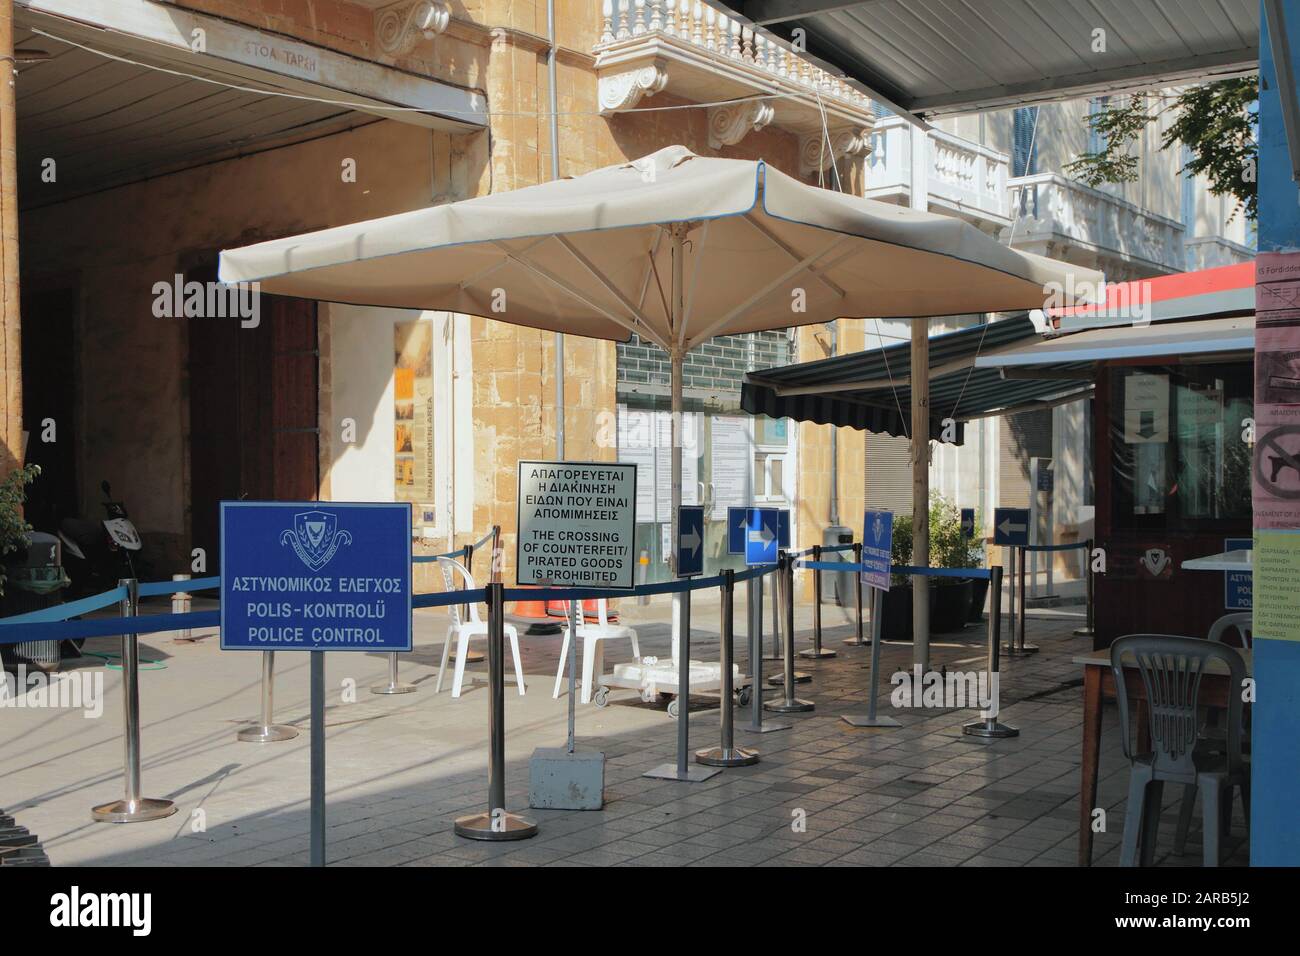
[798,647,837,659]
[1072,626,1094,637]
[767,671,811,685]
[695,745,759,767]
[643,763,721,782]
[761,653,783,662]
[962,719,1020,738]
[91,798,178,824]
[764,698,814,714]
[449,649,485,663]
[842,637,870,646]
[841,714,901,728]
[370,682,417,695]
[453,811,538,841]
[1005,644,1040,656]
[237,724,300,743]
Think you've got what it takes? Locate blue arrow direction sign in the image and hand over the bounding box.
[777,508,790,549]
[677,505,704,578]
[221,501,412,652]
[727,506,749,556]
[861,509,893,591]
[1224,537,1252,610]
[745,507,780,566]
[992,507,1030,547]
[960,508,976,539]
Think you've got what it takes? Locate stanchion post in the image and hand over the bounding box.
[310,650,325,865]
[698,570,758,766]
[455,582,538,839]
[371,650,416,695]
[842,585,901,727]
[239,651,301,740]
[91,579,178,823]
[1005,546,1016,654]
[963,566,1018,738]
[1074,538,1095,637]
[844,543,868,646]
[801,545,836,659]
[1016,545,1039,654]
[646,580,719,781]
[766,559,781,660]
[743,570,788,734]
[767,550,809,685]
[765,553,813,714]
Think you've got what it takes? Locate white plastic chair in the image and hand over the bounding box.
[436,557,526,698]
[552,599,640,704]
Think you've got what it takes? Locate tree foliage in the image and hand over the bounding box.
[1062,78,1258,221]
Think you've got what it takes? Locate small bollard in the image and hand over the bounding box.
[742,570,789,735]
[646,580,720,781]
[171,574,192,641]
[455,582,538,840]
[964,566,1019,738]
[843,543,869,646]
[371,651,416,695]
[765,553,814,714]
[697,570,758,767]
[239,650,300,742]
[91,579,178,823]
[1074,538,1095,637]
[637,549,650,605]
[800,545,836,659]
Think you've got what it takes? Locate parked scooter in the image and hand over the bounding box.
[58,480,144,599]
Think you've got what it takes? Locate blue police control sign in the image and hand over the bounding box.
[861,509,893,591]
[745,507,780,566]
[1224,537,1252,610]
[993,507,1030,547]
[221,502,412,652]
[677,505,704,578]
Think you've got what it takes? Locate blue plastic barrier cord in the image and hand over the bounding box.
[798,560,993,581]
[1017,541,1089,553]
[412,527,498,563]
[0,561,782,644]
[0,585,128,625]
[138,575,220,597]
[0,610,221,645]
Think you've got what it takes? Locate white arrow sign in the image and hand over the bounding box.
[998,517,1027,538]
[680,527,701,557]
[748,522,775,546]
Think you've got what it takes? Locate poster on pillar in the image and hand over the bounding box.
[1254,253,1300,532]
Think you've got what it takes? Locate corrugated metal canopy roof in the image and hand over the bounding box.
[740,315,1093,441]
[705,0,1258,120]
[977,315,1256,367]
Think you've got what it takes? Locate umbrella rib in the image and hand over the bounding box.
[489,240,670,352]
[688,235,852,347]
[458,235,552,292]
[553,235,662,342]
[742,213,847,299]
[635,230,663,314]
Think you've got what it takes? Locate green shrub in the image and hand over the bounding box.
[0,463,41,598]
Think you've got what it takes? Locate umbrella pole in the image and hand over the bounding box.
[912,318,930,671]
[670,225,686,666]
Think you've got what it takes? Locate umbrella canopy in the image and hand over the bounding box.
[220,145,1098,352]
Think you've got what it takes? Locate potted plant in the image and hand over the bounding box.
[928,494,974,633]
[0,463,41,605]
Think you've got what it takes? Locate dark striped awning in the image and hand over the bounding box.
[740,315,1092,444]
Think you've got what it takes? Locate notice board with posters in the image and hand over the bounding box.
[1255,253,1300,641]
[394,320,435,530]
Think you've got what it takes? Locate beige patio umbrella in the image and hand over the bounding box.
[220,144,1098,668]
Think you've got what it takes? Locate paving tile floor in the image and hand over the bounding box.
[0,584,1248,867]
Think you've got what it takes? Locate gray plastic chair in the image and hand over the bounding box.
[1110,634,1249,867]
[1207,612,1252,648]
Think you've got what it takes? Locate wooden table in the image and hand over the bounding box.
[1075,647,1252,866]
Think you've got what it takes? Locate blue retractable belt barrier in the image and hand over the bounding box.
[138,576,220,597]
[414,588,487,609]
[413,527,497,563]
[798,560,992,581]
[0,610,221,645]
[0,585,128,627]
[1017,541,1089,553]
